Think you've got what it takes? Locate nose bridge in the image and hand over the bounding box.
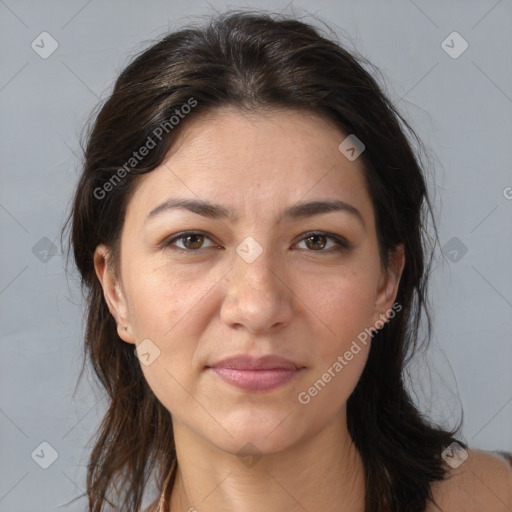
[221,237,293,332]
[231,239,282,299]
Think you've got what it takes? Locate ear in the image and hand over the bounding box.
[93,244,136,344]
[371,243,405,328]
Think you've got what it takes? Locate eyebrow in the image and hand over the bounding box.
[146,198,365,228]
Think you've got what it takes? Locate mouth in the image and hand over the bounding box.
[207,367,303,392]
[206,354,304,392]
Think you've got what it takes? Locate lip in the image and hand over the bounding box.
[206,355,304,392]
[209,354,302,371]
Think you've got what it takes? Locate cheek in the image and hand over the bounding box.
[293,275,375,415]
[301,270,378,359]
[123,262,219,339]
[122,265,220,413]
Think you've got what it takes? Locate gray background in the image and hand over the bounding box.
[1,0,511,510]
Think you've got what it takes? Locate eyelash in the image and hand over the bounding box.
[162,230,352,254]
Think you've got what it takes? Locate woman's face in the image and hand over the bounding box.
[95,107,404,456]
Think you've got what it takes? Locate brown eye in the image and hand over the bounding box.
[165,232,216,252]
[296,231,351,253]
[304,234,327,251]
[181,233,205,250]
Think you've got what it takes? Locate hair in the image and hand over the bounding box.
[62,9,465,512]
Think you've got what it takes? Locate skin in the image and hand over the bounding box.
[428,449,512,512]
[94,106,407,512]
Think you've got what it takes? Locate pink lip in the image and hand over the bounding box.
[207,355,304,392]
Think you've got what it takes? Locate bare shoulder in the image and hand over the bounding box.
[427,447,512,512]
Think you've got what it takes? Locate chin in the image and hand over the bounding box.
[207,409,306,457]
[217,430,301,460]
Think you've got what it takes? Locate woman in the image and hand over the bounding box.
[63,10,512,512]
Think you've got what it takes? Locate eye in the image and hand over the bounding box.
[164,231,218,252]
[294,231,351,253]
[162,230,352,254]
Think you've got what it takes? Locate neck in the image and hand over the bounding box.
[167,410,365,512]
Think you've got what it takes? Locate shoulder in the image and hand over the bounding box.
[428,447,512,512]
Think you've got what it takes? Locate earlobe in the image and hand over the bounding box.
[93,244,135,344]
[115,322,135,344]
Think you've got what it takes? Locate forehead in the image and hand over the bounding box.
[125,107,373,226]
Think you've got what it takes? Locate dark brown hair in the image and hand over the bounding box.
[62,9,465,511]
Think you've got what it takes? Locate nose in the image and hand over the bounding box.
[220,247,294,334]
